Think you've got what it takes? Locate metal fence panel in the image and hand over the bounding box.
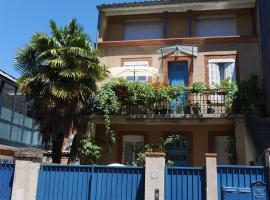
[0,161,15,200]
[165,167,206,200]
[217,165,269,200]
[37,164,144,200]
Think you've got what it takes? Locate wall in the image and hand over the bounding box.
[95,123,234,166]
[100,42,260,84]
[101,8,255,41]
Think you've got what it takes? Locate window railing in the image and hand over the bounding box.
[113,89,228,116]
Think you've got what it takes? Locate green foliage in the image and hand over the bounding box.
[96,79,238,145]
[132,135,177,166]
[78,137,101,165]
[15,19,108,163]
[191,82,209,93]
[218,78,238,112]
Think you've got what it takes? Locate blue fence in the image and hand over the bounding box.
[37,164,145,200]
[0,160,15,200]
[165,167,206,200]
[217,165,269,200]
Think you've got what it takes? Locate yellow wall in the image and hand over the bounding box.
[95,123,234,166]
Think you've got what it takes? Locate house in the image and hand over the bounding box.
[0,69,42,159]
[92,0,263,167]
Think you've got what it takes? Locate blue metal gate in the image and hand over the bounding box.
[165,166,206,200]
[0,160,15,200]
[37,164,144,200]
[217,165,269,200]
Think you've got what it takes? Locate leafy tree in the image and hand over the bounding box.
[15,19,108,163]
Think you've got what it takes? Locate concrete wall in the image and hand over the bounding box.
[100,42,261,84]
[101,8,255,41]
[95,123,234,166]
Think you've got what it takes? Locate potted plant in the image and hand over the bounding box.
[192,102,201,115]
[207,100,215,114]
[183,101,191,114]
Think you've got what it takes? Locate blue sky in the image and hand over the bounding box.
[0,0,132,78]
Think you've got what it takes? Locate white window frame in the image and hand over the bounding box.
[124,19,163,40]
[122,135,144,164]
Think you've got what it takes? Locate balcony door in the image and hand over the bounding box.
[168,61,188,113]
[167,135,190,166]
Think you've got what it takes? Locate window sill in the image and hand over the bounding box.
[98,35,258,47]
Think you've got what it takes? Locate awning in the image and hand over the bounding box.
[157,45,198,57]
[109,66,160,77]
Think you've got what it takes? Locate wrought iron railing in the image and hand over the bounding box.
[114,90,228,116]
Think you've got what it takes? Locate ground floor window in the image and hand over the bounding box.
[122,135,144,165]
[213,136,230,165]
[167,134,190,166]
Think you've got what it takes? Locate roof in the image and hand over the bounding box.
[97,0,233,10]
[0,69,17,85]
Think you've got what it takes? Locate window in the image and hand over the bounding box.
[124,61,148,82]
[208,59,236,87]
[195,16,237,37]
[124,19,162,40]
[122,135,144,165]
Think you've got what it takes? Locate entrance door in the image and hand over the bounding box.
[214,136,230,165]
[167,135,190,166]
[122,135,144,165]
[168,61,189,113]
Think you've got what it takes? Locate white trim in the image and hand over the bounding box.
[208,59,235,63]
[103,1,256,16]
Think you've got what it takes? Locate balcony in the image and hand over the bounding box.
[112,89,228,118]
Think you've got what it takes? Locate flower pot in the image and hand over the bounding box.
[207,107,215,114]
[160,109,167,115]
[184,106,191,114]
[192,106,201,115]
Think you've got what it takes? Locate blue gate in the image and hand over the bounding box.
[165,166,206,200]
[217,165,269,200]
[37,164,144,200]
[0,160,15,200]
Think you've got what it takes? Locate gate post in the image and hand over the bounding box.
[206,153,218,200]
[11,148,43,200]
[145,152,166,200]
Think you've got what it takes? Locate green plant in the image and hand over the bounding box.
[191,82,209,93]
[132,135,177,166]
[15,19,108,163]
[192,102,201,115]
[78,137,101,165]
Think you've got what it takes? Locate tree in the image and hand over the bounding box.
[15,19,107,163]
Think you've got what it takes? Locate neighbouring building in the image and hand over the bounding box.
[0,69,42,159]
[92,0,264,167]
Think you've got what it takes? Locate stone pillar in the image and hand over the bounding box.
[11,148,43,200]
[206,153,218,200]
[145,152,166,200]
[235,117,256,165]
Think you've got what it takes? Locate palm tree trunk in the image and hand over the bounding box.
[52,134,65,163]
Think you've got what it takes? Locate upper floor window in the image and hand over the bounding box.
[208,58,236,87]
[124,19,162,40]
[195,15,237,37]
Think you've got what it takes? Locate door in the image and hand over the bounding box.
[122,135,144,165]
[214,136,230,165]
[168,61,189,113]
[167,135,190,166]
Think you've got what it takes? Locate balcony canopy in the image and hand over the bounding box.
[157,45,198,57]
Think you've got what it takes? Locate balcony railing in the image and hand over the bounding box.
[112,89,228,117]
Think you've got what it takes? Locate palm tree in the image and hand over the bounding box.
[15,19,107,163]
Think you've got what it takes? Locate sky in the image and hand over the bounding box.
[0,0,132,78]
